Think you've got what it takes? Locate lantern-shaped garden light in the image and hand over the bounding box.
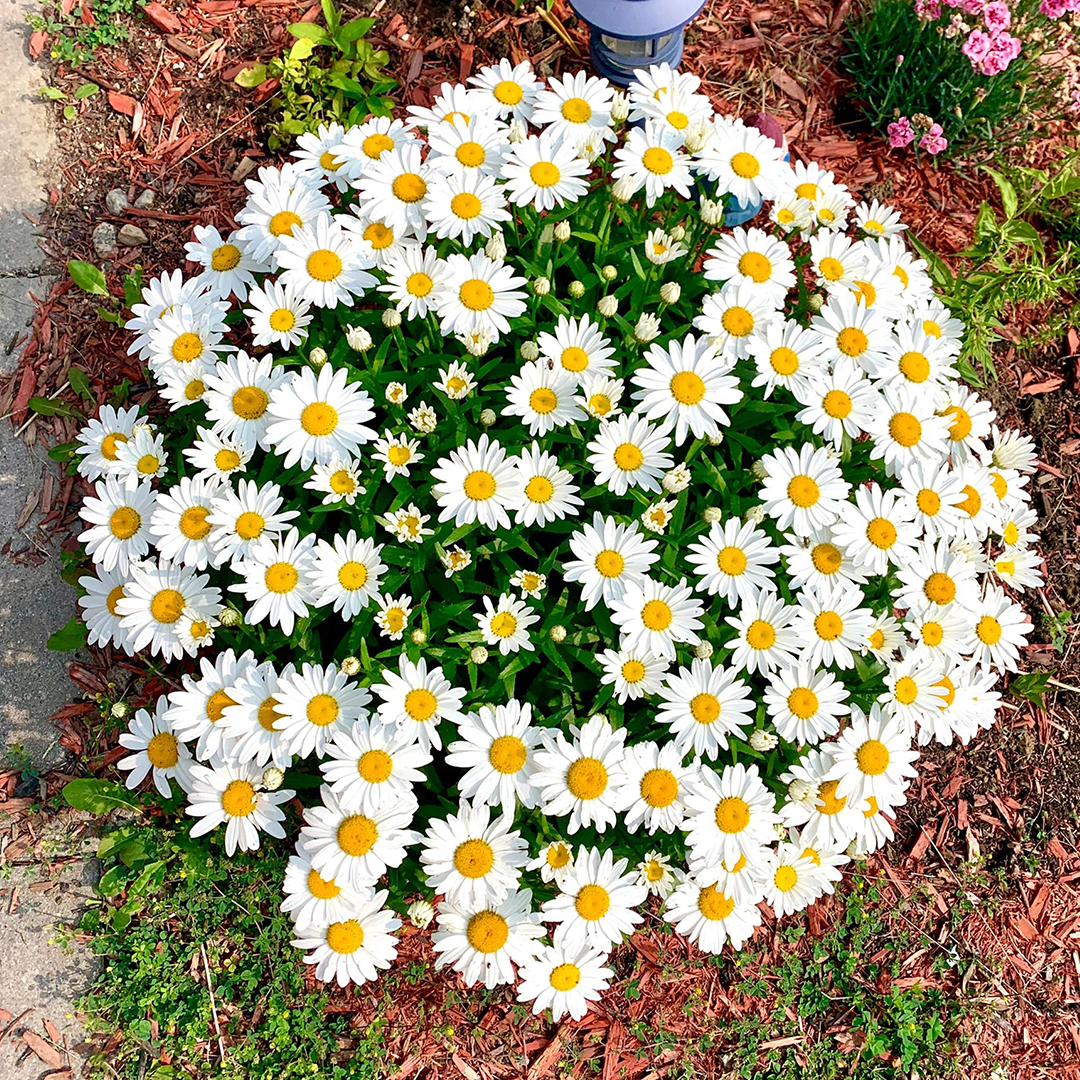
[567,0,708,86]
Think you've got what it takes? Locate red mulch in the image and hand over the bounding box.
[3,1,1080,1077]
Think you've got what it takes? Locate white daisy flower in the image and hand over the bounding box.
[374,592,412,640]
[586,413,674,496]
[184,224,266,301]
[990,546,1045,591]
[616,740,693,834]
[433,251,528,341]
[77,564,134,653]
[201,351,290,452]
[516,942,613,1023]
[468,59,542,122]
[968,585,1030,672]
[291,121,355,189]
[146,304,231,376]
[476,592,539,656]
[504,361,584,437]
[371,655,467,751]
[764,663,849,744]
[75,403,142,480]
[686,516,778,607]
[112,425,168,484]
[354,143,432,237]
[608,576,705,663]
[281,847,369,929]
[824,704,920,805]
[379,244,446,320]
[636,851,686,899]
[531,715,629,835]
[762,843,826,917]
[229,527,318,635]
[663,876,762,953]
[612,120,693,206]
[778,529,867,593]
[434,360,476,400]
[273,662,372,759]
[704,226,797,305]
[757,443,852,534]
[78,475,157,575]
[865,384,951,477]
[855,199,906,238]
[124,268,213,361]
[576,374,624,421]
[235,162,333,265]
[791,581,875,670]
[536,312,616,384]
[217,659,294,770]
[596,646,669,703]
[157,362,209,411]
[693,116,789,204]
[291,890,401,988]
[533,70,614,146]
[895,538,980,614]
[207,479,299,564]
[432,433,522,530]
[331,116,421,177]
[380,503,435,545]
[746,320,828,400]
[423,170,510,244]
[527,841,575,886]
[275,212,377,308]
[724,589,801,676]
[445,700,542,816]
[149,474,225,571]
[683,762,781,868]
[693,281,777,361]
[657,658,754,760]
[426,113,512,178]
[808,230,867,291]
[308,532,386,618]
[794,361,882,448]
[808,289,892,373]
[186,760,293,855]
[509,568,546,600]
[501,130,591,212]
[182,426,253,483]
[643,227,687,265]
[562,513,660,611]
[304,457,366,506]
[118,697,194,798]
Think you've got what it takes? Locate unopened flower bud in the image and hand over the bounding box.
[751,459,769,480]
[699,196,723,225]
[261,766,285,791]
[611,175,638,202]
[345,325,373,352]
[670,225,686,241]
[508,119,527,143]
[470,645,489,664]
[807,292,824,313]
[218,608,242,627]
[601,265,617,281]
[610,91,629,124]
[788,778,817,803]
[634,313,661,343]
[533,277,550,296]
[568,280,585,298]
[111,701,130,719]
[410,628,426,645]
[702,506,723,524]
[340,656,361,676]
[549,625,567,643]
[597,295,618,317]
[685,127,709,154]
[407,899,435,928]
[309,346,327,368]
[520,340,539,361]
[749,729,778,752]
[382,308,402,328]
[663,464,691,493]
[707,432,724,446]
[480,408,496,427]
[694,642,714,660]
[554,220,571,242]
[660,281,681,305]
[485,232,507,260]
[744,505,766,524]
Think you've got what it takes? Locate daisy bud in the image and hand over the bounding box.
[702,506,723,524]
[660,281,681,306]
[485,231,507,260]
[610,90,629,123]
[633,313,661,343]
[470,645,489,664]
[684,127,709,153]
[110,701,130,719]
[774,822,788,840]
[381,308,402,328]
[611,175,638,202]
[568,280,585,298]
[707,432,724,446]
[218,607,242,627]
[407,899,436,929]
[751,459,769,480]
[663,464,691,493]
[744,505,766,524]
[699,196,723,224]
[788,778,816,803]
[340,656,361,676]
[309,346,328,368]
[749,729,779,752]
[345,325,373,353]
[261,766,285,791]
[508,118,527,143]
[533,276,551,296]
[554,220,572,242]
[480,408,497,427]
[386,381,408,404]
[670,225,686,241]
[463,333,491,357]
[807,292,824,313]
[132,421,154,437]
[520,340,539,361]
[410,628,427,645]
[694,642,714,660]
[549,625,567,643]
[597,294,618,317]
[601,265,617,281]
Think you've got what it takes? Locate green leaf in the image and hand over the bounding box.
[29,396,79,419]
[63,104,76,121]
[339,17,375,43]
[289,38,316,62]
[128,860,167,897]
[47,440,78,462]
[73,82,100,99]
[62,778,143,815]
[111,897,143,932]
[1008,671,1053,706]
[47,617,87,651]
[233,62,268,89]
[68,366,94,400]
[68,259,108,296]
[38,86,66,101]
[984,166,1018,220]
[287,21,330,43]
[96,865,129,898]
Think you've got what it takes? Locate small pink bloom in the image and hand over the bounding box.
[915,0,942,18]
[960,0,985,14]
[1040,0,1068,16]
[982,0,1011,30]
[961,29,993,62]
[978,49,1010,75]
[919,124,948,155]
[887,116,916,148]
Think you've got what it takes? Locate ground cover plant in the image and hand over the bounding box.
[57,57,1047,1030]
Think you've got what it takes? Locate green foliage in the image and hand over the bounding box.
[725,877,977,1078]
[236,0,395,151]
[1040,608,1073,651]
[79,825,397,1078]
[27,0,145,64]
[48,615,89,651]
[1008,670,1053,706]
[843,0,1061,158]
[910,157,1080,381]
[69,259,109,297]
[39,81,100,121]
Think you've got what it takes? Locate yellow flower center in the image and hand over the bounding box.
[714,796,750,833]
[489,735,527,774]
[958,484,981,517]
[698,884,736,920]
[746,619,776,650]
[666,109,689,129]
[560,346,588,372]
[640,768,678,807]
[770,347,799,375]
[456,141,486,167]
[362,133,394,159]
[326,919,365,954]
[465,910,509,953]
[923,572,956,605]
[529,387,558,414]
[459,279,495,311]
[721,306,754,337]
[230,385,268,420]
[613,443,644,472]
[856,739,890,776]
[560,97,592,123]
[529,161,561,188]
[621,660,646,685]
[899,351,930,382]
[383,607,406,632]
[319,150,342,172]
[337,560,369,591]
[642,147,674,175]
[215,449,241,472]
[406,271,433,297]
[109,506,141,539]
[575,883,610,920]
[364,222,394,250]
[265,562,298,594]
[463,469,496,500]
[731,151,760,178]
[307,250,343,282]
[866,517,897,549]
[786,684,819,720]
[717,546,747,575]
[737,250,771,282]
[490,612,518,638]
[690,692,721,725]
[976,615,1002,644]
[836,327,868,357]
[921,620,944,646]
[391,173,428,203]
[894,676,919,705]
[235,511,265,540]
[944,405,972,441]
[566,757,607,800]
[796,181,820,201]
[337,814,378,856]
[811,543,842,574]
[550,963,581,991]
[823,389,852,418]
[814,611,843,640]
[774,865,798,892]
[300,402,338,436]
[454,838,495,879]
[307,869,341,900]
[306,693,339,727]
[936,675,956,708]
[269,210,301,236]
[817,780,847,815]
[105,585,125,616]
[641,599,672,631]
[525,476,554,503]
[404,688,438,722]
[258,697,282,731]
[494,79,524,105]
[221,779,256,817]
[100,431,127,460]
[135,453,159,475]
[819,256,844,282]
[787,475,820,508]
[185,379,206,400]
[146,732,179,769]
[211,244,241,272]
[864,219,884,234]
[355,748,392,784]
[329,469,356,495]
[889,412,922,448]
[172,332,202,364]
[451,192,483,220]
[916,489,941,516]
[670,370,706,405]
[150,588,185,625]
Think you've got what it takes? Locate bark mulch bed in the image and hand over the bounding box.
[2,1,1079,1077]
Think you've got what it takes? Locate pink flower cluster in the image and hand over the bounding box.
[1040,0,1080,18]
[887,116,949,154]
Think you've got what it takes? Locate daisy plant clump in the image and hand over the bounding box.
[72,60,1042,1018]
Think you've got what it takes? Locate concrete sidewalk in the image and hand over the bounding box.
[0,0,99,1074]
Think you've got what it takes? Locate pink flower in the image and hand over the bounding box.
[960,0,985,13]
[919,124,948,155]
[961,29,993,62]
[1040,0,1068,16]
[887,116,916,148]
[915,0,942,17]
[982,0,1011,29]
[978,49,1010,75]
[994,32,1022,60]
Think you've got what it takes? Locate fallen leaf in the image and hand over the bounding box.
[107,91,138,117]
[770,67,806,104]
[29,30,48,59]
[21,1030,64,1069]
[1020,372,1064,395]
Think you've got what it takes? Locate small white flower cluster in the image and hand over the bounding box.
[83,60,1043,1020]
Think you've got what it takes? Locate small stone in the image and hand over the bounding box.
[117,223,148,246]
[92,221,117,256]
[134,189,155,209]
[104,188,128,214]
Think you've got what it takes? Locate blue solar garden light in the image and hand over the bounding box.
[566,0,708,86]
